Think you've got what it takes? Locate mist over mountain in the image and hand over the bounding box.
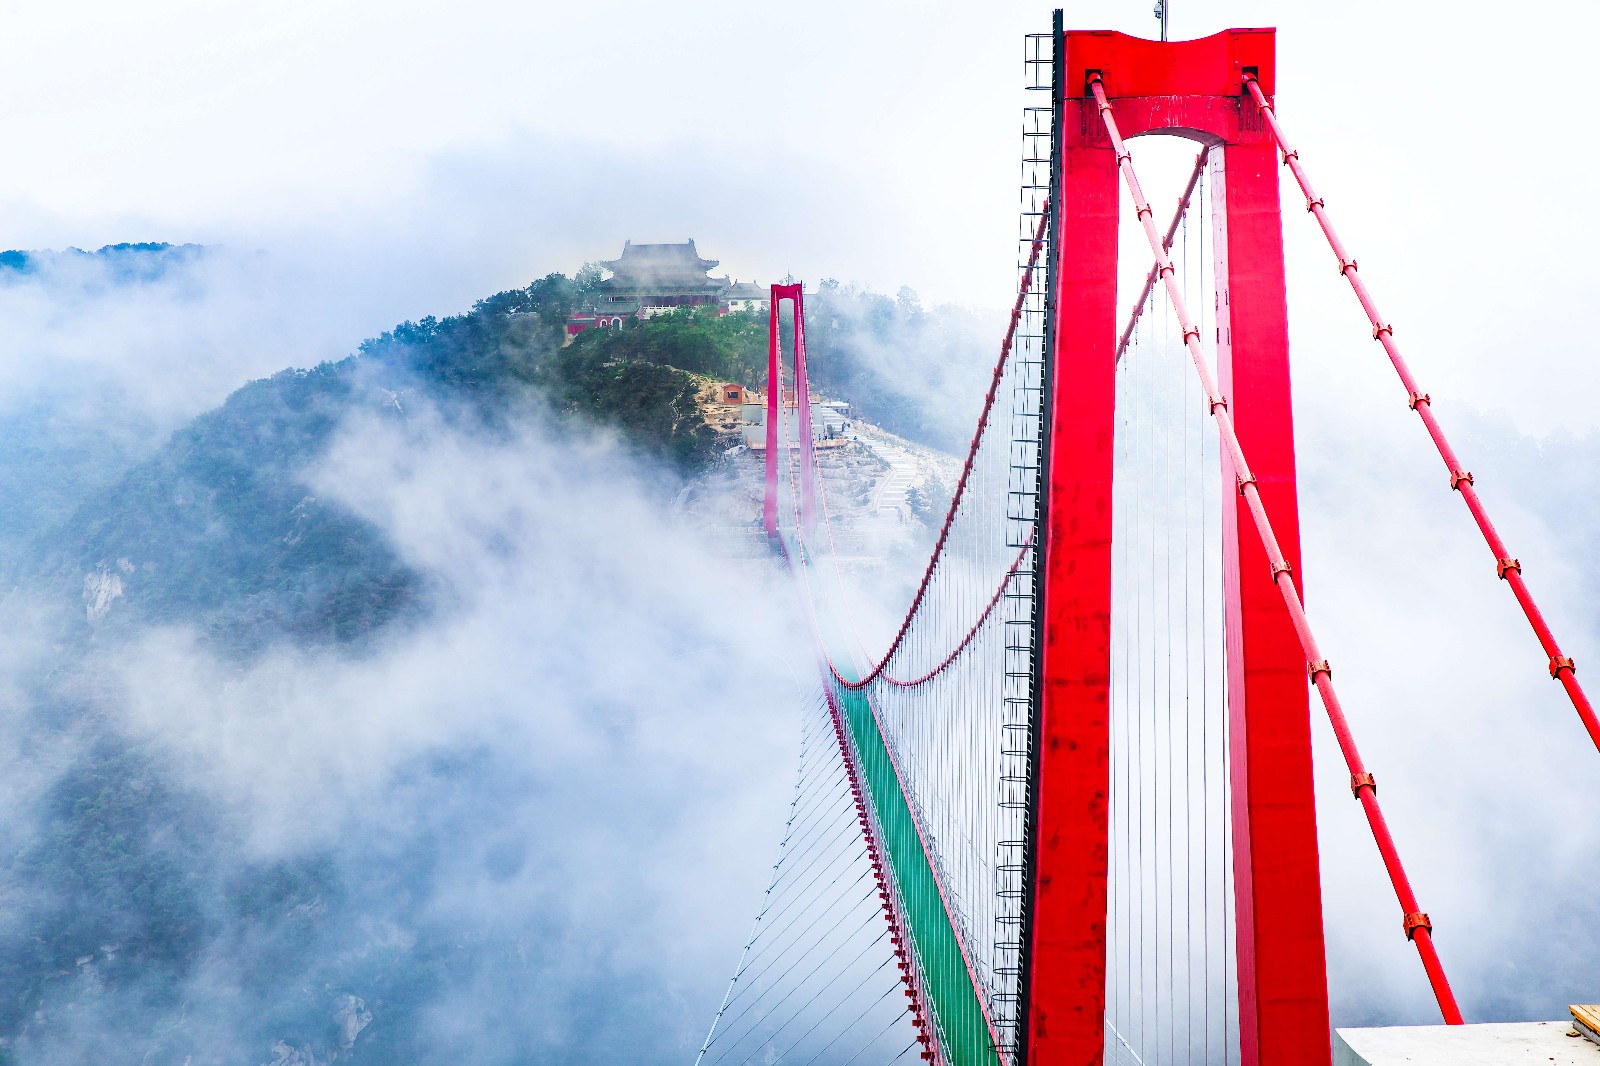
[0,244,1002,1065]
[0,244,207,285]
[0,237,1594,1065]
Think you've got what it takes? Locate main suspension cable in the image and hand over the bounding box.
[826,206,1051,690]
[1241,74,1600,757]
[1091,74,1465,1024]
[878,536,1033,690]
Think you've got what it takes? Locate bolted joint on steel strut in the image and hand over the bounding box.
[1403,912,1434,941]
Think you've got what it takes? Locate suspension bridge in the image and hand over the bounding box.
[691,16,1598,1066]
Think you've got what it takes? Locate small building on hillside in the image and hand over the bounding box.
[723,280,769,315]
[717,383,753,405]
[740,398,852,450]
[565,309,627,336]
[565,240,774,343]
[813,401,851,434]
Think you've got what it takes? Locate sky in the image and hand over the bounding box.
[2,0,1598,433]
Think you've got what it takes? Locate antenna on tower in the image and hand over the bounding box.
[1153,0,1168,41]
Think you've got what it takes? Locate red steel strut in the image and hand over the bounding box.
[1090,75,1465,1025]
[1116,146,1211,363]
[1242,74,1600,757]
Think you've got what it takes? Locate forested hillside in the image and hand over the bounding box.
[0,263,990,1066]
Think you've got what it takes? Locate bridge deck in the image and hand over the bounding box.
[1334,1020,1600,1065]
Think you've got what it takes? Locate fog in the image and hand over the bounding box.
[0,0,1595,1059]
[0,392,817,1062]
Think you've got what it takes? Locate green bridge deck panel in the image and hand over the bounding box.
[820,633,1002,1066]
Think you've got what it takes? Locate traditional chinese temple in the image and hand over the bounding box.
[565,240,771,342]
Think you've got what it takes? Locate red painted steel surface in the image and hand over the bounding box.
[764,284,816,537]
[1026,27,1335,1066]
[1211,136,1335,1066]
[1062,29,1275,104]
[787,284,818,536]
[1208,149,1261,1058]
[1088,69,1461,1029]
[1025,89,1119,1064]
[764,291,781,538]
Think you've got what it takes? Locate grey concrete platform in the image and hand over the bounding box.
[1335,1020,1600,1065]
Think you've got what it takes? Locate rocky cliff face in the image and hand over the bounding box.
[82,561,128,622]
[676,425,957,563]
[257,995,371,1066]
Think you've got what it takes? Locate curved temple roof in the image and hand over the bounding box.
[599,239,724,292]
